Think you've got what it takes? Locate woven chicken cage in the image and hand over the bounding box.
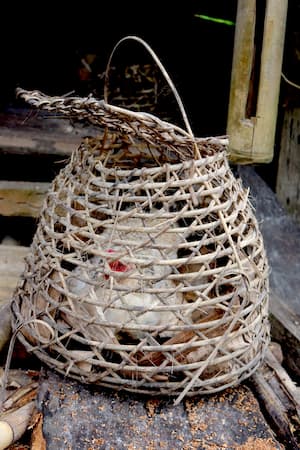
[11,37,270,404]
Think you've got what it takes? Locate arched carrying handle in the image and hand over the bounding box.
[103,35,195,139]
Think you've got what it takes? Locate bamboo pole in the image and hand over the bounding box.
[227,0,288,164]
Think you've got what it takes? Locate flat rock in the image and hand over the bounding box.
[37,368,281,449]
[237,166,300,318]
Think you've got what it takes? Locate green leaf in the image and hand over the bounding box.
[194,14,235,26]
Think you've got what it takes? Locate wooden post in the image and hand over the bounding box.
[227,0,288,164]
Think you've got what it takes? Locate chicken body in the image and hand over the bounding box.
[67,213,184,339]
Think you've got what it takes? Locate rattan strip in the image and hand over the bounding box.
[11,88,269,403]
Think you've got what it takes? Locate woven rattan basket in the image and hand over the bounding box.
[11,37,270,404]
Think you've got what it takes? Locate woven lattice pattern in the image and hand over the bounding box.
[12,90,270,403]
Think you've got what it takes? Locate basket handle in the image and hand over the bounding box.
[103,35,195,138]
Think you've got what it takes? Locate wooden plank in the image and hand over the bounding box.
[0,108,73,131]
[276,107,300,223]
[0,244,27,305]
[269,292,300,343]
[0,127,81,157]
[269,296,300,379]
[0,181,50,217]
[0,108,101,157]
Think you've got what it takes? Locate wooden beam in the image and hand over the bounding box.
[0,108,101,157]
[0,181,50,217]
[0,244,27,305]
[0,128,80,157]
[276,108,300,223]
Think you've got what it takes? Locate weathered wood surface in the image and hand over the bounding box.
[36,368,282,450]
[0,126,80,157]
[250,346,300,449]
[276,108,300,223]
[0,181,50,217]
[0,244,27,306]
[0,108,100,157]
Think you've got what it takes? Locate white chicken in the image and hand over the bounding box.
[67,212,184,340]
